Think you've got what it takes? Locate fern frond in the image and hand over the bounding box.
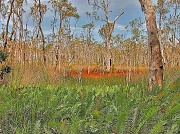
[150,120,166,134]
[135,106,159,134]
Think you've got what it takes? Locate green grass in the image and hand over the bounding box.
[0,70,180,134]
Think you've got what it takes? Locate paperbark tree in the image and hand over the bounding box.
[155,0,169,66]
[16,0,24,64]
[30,0,47,65]
[49,0,79,70]
[168,0,180,48]
[139,0,163,90]
[4,0,15,51]
[82,12,95,74]
[88,0,124,72]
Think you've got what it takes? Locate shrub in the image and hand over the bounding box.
[0,50,11,82]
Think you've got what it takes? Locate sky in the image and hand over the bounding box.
[0,0,158,42]
[69,0,145,40]
[71,0,158,39]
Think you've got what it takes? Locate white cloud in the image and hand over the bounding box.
[116,23,127,31]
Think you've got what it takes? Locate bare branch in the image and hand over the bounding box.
[88,0,104,10]
[114,8,124,22]
[99,16,107,22]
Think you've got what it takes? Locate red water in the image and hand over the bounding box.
[70,69,145,78]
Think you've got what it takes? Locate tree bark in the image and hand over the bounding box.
[139,0,163,90]
[38,0,46,65]
[106,40,111,72]
[4,0,15,51]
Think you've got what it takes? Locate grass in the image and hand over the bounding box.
[0,67,180,134]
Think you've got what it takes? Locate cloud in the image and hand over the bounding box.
[115,23,127,31]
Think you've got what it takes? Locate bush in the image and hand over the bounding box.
[0,50,11,82]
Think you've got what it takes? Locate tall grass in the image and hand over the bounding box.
[3,63,149,87]
[0,66,179,133]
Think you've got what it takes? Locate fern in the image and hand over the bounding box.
[135,106,159,134]
[166,102,180,119]
[166,123,179,134]
[150,120,166,134]
[33,120,41,134]
[0,73,179,134]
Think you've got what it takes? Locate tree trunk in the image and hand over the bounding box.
[17,5,24,65]
[38,0,46,65]
[157,2,165,67]
[106,40,111,72]
[4,0,15,51]
[139,0,163,90]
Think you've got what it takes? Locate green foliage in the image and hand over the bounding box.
[0,74,179,133]
[1,65,11,74]
[99,22,115,41]
[0,50,8,63]
[0,50,11,80]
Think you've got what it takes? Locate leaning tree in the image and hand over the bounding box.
[139,0,164,90]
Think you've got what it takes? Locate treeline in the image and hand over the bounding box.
[0,0,179,71]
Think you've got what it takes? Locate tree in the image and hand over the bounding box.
[4,0,15,51]
[49,0,79,70]
[81,12,95,73]
[155,0,169,65]
[30,0,47,65]
[168,0,180,47]
[129,18,147,43]
[139,0,163,90]
[88,0,124,72]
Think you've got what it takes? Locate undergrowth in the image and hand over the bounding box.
[0,67,179,134]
